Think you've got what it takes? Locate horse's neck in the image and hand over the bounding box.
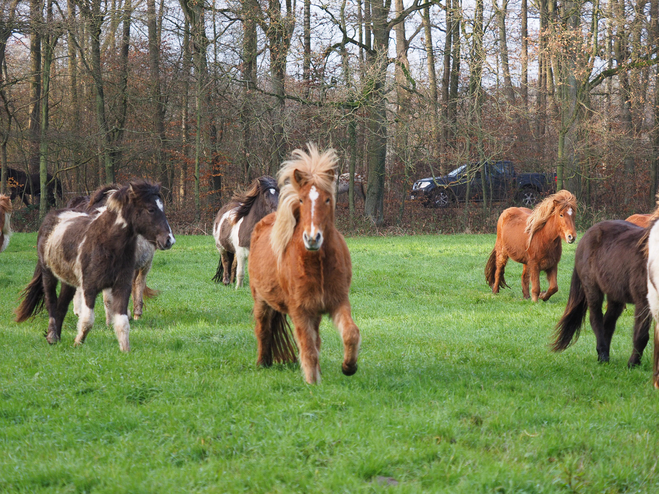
[96,210,137,249]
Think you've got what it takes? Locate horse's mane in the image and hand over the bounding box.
[233,176,277,222]
[106,181,161,214]
[524,189,576,248]
[87,183,120,211]
[0,194,12,213]
[271,144,338,263]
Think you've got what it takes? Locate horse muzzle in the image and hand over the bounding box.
[157,233,176,250]
[566,233,576,244]
[303,231,323,251]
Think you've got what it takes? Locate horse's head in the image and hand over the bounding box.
[108,182,175,250]
[293,168,335,252]
[258,176,279,214]
[554,194,577,244]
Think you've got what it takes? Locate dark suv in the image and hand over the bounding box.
[410,160,554,208]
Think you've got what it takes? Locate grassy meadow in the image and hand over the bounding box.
[1,232,658,493]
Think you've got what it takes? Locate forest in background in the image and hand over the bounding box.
[1,0,658,233]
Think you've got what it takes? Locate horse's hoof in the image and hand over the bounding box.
[342,362,358,376]
[654,378,659,390]
[45,333,59,345]
[628,359,641,368]
[598,354,610,363]
[133,314,141,321]
[256,358,272,368]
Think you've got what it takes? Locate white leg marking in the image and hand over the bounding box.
[73,288,83,317]
[235,246,249,289]
[113,313,130,352]
[74,303,95,346]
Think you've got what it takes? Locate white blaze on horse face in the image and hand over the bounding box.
[156,198,164,211]
[270,188,276,195]
[308,186,319,237]
[567,208,573,216]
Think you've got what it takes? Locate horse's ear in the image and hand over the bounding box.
[293,169,309,189]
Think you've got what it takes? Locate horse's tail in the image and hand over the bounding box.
[552,268,588,352]
[15,264,45,322]
[271,311,297,364]
[142,285,159,299]
[211,258,223,283]
[484,247,508,290]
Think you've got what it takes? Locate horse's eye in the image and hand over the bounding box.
[325,198,330,204]
[299,199,303,204]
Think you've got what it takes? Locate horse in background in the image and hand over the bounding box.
[337,172,365,204]
[485,190,577,302]
[248,144,361,384]
[553,220,652,371]
[626,213,651,228]
[0,195,12,253]
[644,207,659,389]
[212,176,279,288]
[6,167,62,207]
[67,185,159,321]
[16,181,175,352]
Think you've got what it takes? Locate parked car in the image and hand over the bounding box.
[410,160,555,208]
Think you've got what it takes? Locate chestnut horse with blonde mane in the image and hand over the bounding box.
[248,144,361,384]
[626,213,651,228]
[485,190,577,301]
[0,194,12,253]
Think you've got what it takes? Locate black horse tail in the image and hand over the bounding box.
[552,268,588,352]
[15,264,45,322]
[211,258,224,283]
[271,311,297,364]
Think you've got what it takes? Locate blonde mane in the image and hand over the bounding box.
[0,195,12,214]
[524,189,576,248]
[271,144,339,263]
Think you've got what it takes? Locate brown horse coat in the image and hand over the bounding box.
[485,190,577,301]
[625,213,651,228]
[0,195,12,253]
[248,145,361,384]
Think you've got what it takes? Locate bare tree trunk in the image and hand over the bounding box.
[0,0,19,194]
[303,0,311,89]
[495,0,515,104]
[28,0,43,177]
[521,0,528,107]
[148,0,170,200]
[422,5,439,158]
[241,0,258,183]
[179,17,191,207]
[651,0,659,203]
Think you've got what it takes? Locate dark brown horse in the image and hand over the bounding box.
[16,181,175,351]
[6,167,62,207]
[248,145,361,384]
[212,176,279,288]
[68,185,159,321]
[552,220,652,369]
[0,194,12,253]
[485,190,577,301]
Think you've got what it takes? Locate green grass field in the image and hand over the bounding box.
[1,233,657,493]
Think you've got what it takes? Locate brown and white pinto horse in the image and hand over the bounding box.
[248,145,361,384]
[645,206,659,388]
[485,190,577,301]
[212,176,279,288]
[337,172,366,204]
[626,213,651,228]
[68,185,159,321]
[16,181,175,351]
[0,194,12,253]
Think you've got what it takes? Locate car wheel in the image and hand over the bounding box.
[517,187,539,207]
[431,189,451,208]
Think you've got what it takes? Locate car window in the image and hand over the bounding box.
[447,164,467,178]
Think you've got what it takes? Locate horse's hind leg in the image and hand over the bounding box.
[492,250,508,294]
[42,270,60,344]
[332,303,361,377]
[291,312,322,384]
[586,292,609,361]
[254,298,275,367]
[222,251,234,286]
[521,264,531,299]
[132,260,152,320]
[629,303,652,367]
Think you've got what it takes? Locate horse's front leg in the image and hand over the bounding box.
[521,264,531,299]
[235,247,249,289]
[74,288,97,347]
[540,266,559,301]
[132,260,152,320]
[629,303,652,367]
[291,312,322,384]
[108,284,132,352]
[529,265,542,302]
[332,303,361,377]
[222,251,234,286]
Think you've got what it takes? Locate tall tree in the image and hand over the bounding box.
[0,0,20,194]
